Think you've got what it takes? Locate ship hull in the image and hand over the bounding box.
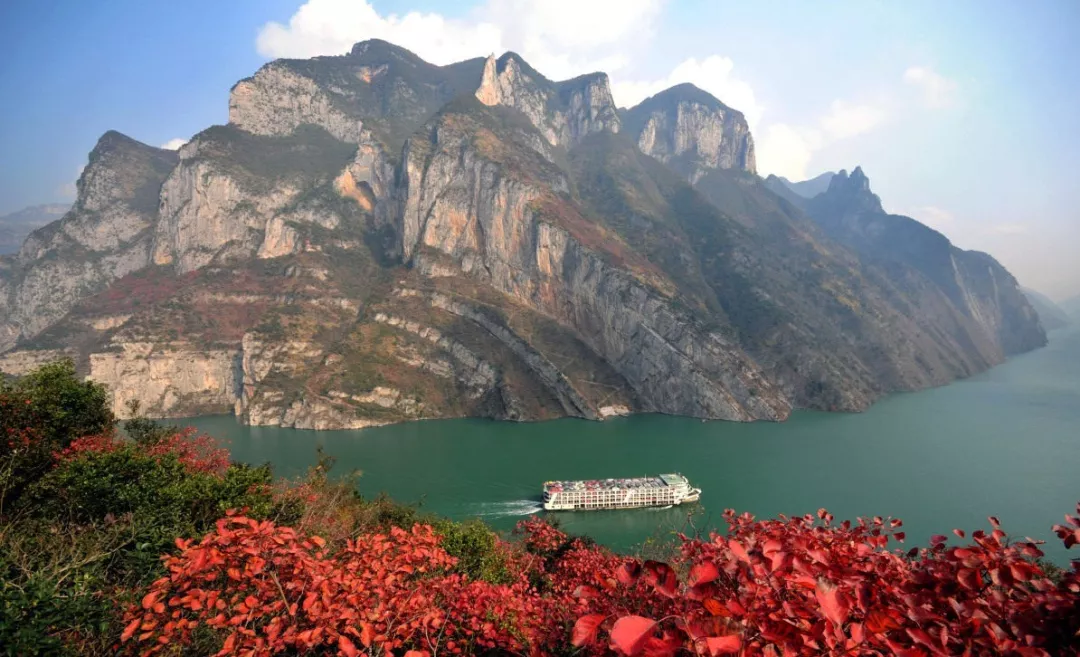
[542,496,699,512]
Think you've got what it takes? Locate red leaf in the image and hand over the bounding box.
[704,635,742,655]
[572,614,606,647]
[610,616,657,656]
[688,561,720,587]
[617,561,642,586]
[338,635,360,657]
[728,539,750,563]
[404,652,430,657]
[815,579,850,626]
[359,621,375,648]
[865,609,901,633]
[703,598,726,617]
[141,591,160,610]
[120,617,141,643]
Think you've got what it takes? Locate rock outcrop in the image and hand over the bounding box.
[623,83,756,182]
[474,54,620,147]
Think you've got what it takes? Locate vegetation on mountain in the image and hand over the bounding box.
[2,360,1079,655]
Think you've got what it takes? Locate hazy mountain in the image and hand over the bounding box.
[0,40,1045,429]
[0,203,69,254]
[1060,295,1080,321]
[770,172,836,199]
[1020,287,1071,331]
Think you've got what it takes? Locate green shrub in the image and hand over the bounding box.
[433,517,513,585]
[23,447,277,584]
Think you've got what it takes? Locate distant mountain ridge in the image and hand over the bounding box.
[0,39,1046,429]
[0,203,69,254]
[1021,288,1071,331]
[771,172,836,199]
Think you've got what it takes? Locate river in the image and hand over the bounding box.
[183,326,1080,564]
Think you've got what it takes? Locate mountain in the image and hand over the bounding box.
[622,83,755,183]
[786,172,836,198]
[804,167,1045,358]
[0,40,1045,428]
[1057,294,1080,321]
[1020,288,1071,331]
[0,203,69,254]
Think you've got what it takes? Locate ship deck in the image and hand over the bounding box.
[543,475,677,493]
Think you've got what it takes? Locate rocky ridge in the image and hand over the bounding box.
[0,40,1045,429]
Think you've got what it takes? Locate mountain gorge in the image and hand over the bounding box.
[0,39,1046,428]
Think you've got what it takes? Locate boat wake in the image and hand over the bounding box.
[470,500,544,518]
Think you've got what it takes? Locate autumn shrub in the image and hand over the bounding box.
[0,359,113,512]
[121,515,546,657]
[572,508,1080,657]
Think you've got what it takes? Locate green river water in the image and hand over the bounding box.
[183,326,1080,563]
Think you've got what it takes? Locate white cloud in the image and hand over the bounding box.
[819,100,888,140]
[755,124,822,181]
[611,56,763,127]
[160,138,187,150]
[989,223,1028,235]
[756,98,889,179]
[256,0,662,82]
[903,66,958,109]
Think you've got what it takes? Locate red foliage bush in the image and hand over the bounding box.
[122,507,1080,656]
[576,508,1080,657]
[123,514,547,657]
[55,427,229,476]
[143,427,230,476]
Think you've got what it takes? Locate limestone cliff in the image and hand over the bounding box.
[150,124,356,273]
[623,83,756,183]
[397,100,788,420]
[0,132,177,352]
[474,53,620,147]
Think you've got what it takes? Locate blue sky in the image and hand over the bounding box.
[1,0,1077,298]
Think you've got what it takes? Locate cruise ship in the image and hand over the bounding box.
[542,474,701,511]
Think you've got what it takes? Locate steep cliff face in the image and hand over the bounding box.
[151,124,357,273]
[806,167,1046,359]
[396,100,789,420]
[0,132,177,353]
[474,54,620,147]
[623,83,756,183]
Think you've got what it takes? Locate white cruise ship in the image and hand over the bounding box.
[542,474,701,511]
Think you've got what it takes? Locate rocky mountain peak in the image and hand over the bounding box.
[821,166,884,214]
[474,52,619,147]
[622,83,756,183]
